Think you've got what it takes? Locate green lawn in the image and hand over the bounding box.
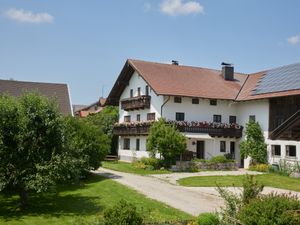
[178,174,300,192]
[0,174,191,225]
[102,161,171,175]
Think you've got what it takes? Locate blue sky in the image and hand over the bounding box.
[1,0,300,104]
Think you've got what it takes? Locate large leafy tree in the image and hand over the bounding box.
[240,121,267,164]
[0,93,109,208]
[147,118,186,167]
[86,106,118,154]
[64,116,110,172]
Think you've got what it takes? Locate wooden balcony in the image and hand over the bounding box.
[114,121,243,138]
[177,126,243,138]
[121,95,151,111]
[114,124,151,136]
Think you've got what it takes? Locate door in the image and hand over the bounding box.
[230,141,235,159]
[196,141,205,159]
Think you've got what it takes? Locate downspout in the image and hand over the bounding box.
[160,96,170,118]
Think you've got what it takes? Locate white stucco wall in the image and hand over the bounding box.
[163,97,238,123]
[119,71,164,123]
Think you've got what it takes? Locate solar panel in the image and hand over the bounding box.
[254,62,300,95]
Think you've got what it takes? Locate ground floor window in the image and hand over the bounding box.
[220,141,226,152]
[176,112,185,121]
[271,145,281,156]
[123,138,130,150]
[136,139,140,151]
[286,145,296,157]
[147,113,155,121]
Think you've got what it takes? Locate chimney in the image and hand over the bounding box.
[172,60,179,65]
[222,62,234,81]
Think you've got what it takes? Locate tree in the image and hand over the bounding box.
[147,118,186,167]
[86,106,119,155]
[0,93,80,207]
[240,121,267,164]
[64,116,110,172]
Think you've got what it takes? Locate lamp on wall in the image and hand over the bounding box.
[192,141,196,145]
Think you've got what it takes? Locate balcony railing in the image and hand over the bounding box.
[177,126,243,138]
[121,95,151,111]
[114,123,151,136]
[113,120,243,138]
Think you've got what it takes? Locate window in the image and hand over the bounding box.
[124,115,131,122]
[145,85,149,96]
[213,115,222,123]
[147,113,155,121]
[176,112,185,121]
[123,138,130,150]
[249,115,256,122]
[136,139,140,151]
[229,116,236,124]
[210,99,217,105]
[137,87,141,96]
[220,141,226,152]
[271,145,281,156]
[286,145,296,157]
[136,114,141,122]
[130,89,133,98]
[192,98,199,104]
[174,96,182,103]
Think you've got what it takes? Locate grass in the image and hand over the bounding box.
[178,173,300,192]
[0,174,191,225]
[102,161,171,175]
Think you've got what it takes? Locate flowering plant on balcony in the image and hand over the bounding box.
[114,120,242,130]
[114,120,154,128]
[166,120,242,129]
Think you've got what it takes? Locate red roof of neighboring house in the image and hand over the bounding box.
[106,59,300,105]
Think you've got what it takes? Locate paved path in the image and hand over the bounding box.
[94,168,300,216]
[94,168,224,216]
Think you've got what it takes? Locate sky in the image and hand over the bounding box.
[0,0,300,104]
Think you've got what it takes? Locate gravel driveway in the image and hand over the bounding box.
[94,168,300,216]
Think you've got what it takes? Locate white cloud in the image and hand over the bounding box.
[160,0,204,16]
[4,8,53,24]
[287,35,300,45]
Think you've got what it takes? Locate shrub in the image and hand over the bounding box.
[133,161,148,170]
[197,213,219,225]
[217,175,263,224]
[249,164,270,172]
[238,193,300,225]
[140,157,161,169]
[210,155,229,163]
[240,121,267,164]
[103,199,143,225]
[147,118,186,167]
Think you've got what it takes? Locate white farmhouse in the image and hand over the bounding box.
[106,59,300,168]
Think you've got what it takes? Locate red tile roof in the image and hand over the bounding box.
[106,59,300,105]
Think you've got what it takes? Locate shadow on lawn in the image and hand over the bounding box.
[0,174,108,222]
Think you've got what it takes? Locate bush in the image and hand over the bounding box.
[103,199,143,225]
[238,193,300,225]
[217,175,263,224]
[249,164,270,172]
[197,213,219,225]
[140,157,161,169]
[133,161,148,170]
[210,155,229,163]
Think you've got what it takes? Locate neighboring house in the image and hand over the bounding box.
[107,59,300,167]
[74,97,106,117]
[0,79,73,115]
